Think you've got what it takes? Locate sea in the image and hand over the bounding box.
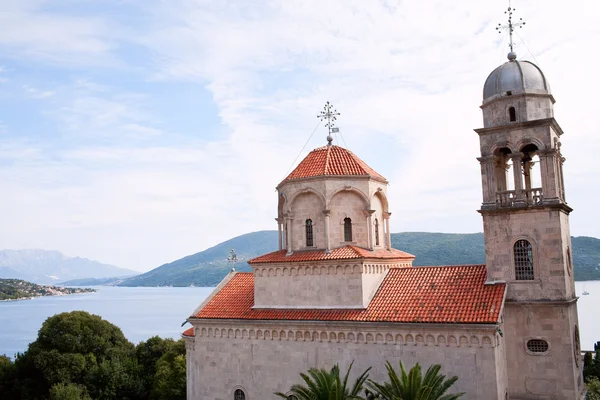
[0,281,598,358]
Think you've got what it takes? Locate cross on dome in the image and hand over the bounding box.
[495,1,526,60]
[317,101,340,145]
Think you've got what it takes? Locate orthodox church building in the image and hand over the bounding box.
[183,49,584,399]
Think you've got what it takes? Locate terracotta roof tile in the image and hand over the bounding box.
[182,327,195,337]
[248,245,415,264]
[192,266,506,324]
[281,145,386,184]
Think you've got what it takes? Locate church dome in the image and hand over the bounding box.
[279,145,386,186]
[483,53,550,101]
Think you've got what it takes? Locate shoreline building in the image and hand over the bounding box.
[183,49,584,400]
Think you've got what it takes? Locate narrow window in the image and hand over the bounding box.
[514,239,534,280]
[374,219,380,246]
[567,246,573,276]
[527,339,549,353]
[509,106,516,122]
[234,389,245,400]
[344,217,352,242]
[305,219,313,247]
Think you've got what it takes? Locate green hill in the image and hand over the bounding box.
[118,231,600,287]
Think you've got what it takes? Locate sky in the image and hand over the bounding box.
[0,0,599,272]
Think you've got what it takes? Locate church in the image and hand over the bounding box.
[182,46,585,400]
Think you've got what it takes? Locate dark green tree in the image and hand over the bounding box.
[151,353,186,400]
[275,362,370,400]
[367,361,464,400]
[0,354,16,397]
[12,311,141,399]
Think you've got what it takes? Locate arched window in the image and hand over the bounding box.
[514,239,534,280]
[509,106,516,122]
[374,219,380,246]
[305,219,314,247]
[344,217,352,242]
[234,389,246,400]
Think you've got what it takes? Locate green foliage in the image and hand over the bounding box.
[275,362,370,400]
[587,377,600,400]
[3,312,187,399]
[366,361,464,400]
[49,383,91,400]
[584,341,600,386]
[117,231,600,287]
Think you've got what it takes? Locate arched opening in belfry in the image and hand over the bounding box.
[509,106,517,122]
[520,144,542,205]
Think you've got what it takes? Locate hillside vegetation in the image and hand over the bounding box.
[0,279,94,300]
[117,231,600,287]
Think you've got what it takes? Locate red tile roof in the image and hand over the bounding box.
[248,245,415,264]
[192,266,506,324]
[182,327,195,337]
[281,145,386,184]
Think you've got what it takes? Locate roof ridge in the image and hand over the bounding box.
[324,145,332,175]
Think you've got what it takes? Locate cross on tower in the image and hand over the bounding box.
[496,1,526,57]
[317,101,340,145]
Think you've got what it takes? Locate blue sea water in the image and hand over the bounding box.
[0,282,598,358]
[0,286,213,358]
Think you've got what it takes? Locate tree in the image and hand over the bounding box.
[12,311,140,399]
[587,377,600,400]
[0,354,16,397]
[366,361,464,400]
[49,383,91,400]
[151,353,186,400]
[275,362,370,400]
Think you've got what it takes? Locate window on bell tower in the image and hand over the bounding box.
[344,217,352,242]
[374,219,380,246]
[514,239,534,280]
[509,106,516,122]
[305,219,313,247]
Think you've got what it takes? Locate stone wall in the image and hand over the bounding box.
[186,320,506,400]
[503,301,585,399]
[482,94,554,128]
[253,261,399,308]
[482,207,573,301]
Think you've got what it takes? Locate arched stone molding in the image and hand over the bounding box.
[287,188,327,211]
[489,142,516,157]
[327,186,370,209]
[371,189,389,213]
[516,138,546,153]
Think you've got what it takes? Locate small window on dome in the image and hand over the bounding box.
[344,218,352,242]
[509,106,516,122]
[305,219,314,247]
[527,339,549,353]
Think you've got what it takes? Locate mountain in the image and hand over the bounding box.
[0,250,138,284]
[59,276,135,286]
[118,231,600,287]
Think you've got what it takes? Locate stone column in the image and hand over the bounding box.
[323,209,331,253]
[276,218,283,250]
[384,212,392,250]
[478,156,496,207]
[285,215,294,255]
[538,149,559,203]
[366,210,375,250]
[511,153,525,205]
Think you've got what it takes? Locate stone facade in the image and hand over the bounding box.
[186,320,507,400]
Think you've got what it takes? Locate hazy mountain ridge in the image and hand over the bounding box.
[0,249,138,284]
[117,231,600,287]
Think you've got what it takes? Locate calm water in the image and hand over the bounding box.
[0,282,598,357]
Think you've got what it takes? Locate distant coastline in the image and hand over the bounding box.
[0,279,95,301]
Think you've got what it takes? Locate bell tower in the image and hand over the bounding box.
[475,6,584,399]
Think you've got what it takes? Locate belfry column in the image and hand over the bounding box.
[276,218,283,250]
[285,215,293,255]
[384,212,392,250]
[323,209,331,253]
[511,153,525,205]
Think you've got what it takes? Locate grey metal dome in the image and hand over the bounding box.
[483,55,550,101]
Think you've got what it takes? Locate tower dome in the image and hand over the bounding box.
[483,53,550,102]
